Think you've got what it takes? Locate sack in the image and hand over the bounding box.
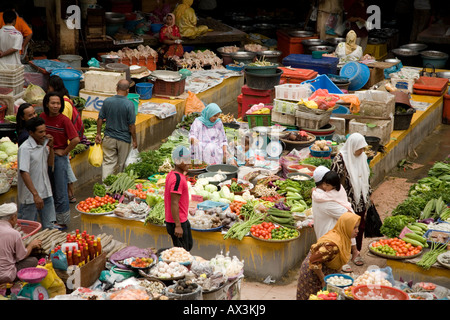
[125,148,140,167]
[89,143,103,167]
[185,91,205,115]
[364,204,383,238]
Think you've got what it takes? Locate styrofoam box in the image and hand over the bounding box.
[275,84,311,101]
[79,89,115,112]
[354,90,395,132]
[273,99,298,115]
[83,70,125,94]
[348,119,392,146]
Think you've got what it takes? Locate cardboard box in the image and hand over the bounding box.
[363,61,396,89]
[56,252,107,290]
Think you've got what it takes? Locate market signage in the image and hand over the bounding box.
[65,5,81,30]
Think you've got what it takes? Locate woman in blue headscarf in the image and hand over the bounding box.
[189,103,228,165]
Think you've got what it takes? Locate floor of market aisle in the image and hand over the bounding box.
[66,123,450,300]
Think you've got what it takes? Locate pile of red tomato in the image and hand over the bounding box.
[371,238,422,257]
[77,195,117,213]
[250,222,276,240]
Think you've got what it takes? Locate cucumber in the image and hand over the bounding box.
[404,233,426,244]
[412,222,428,231]
[407,225,423,233]
[401,237,424,248]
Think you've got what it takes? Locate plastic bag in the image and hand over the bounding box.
[37,262,66,298]
[308,89,340,111]
[125,148,140,167]
[185,91,205,115]
[340,95,360,113]
[88,143,103,167]
[23,84,46,105]
[50,249,68,271]
[364,204,383,238]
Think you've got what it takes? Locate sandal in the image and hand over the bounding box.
[69,196,77,203]
[352,256,365,266]
[342,264,353,273]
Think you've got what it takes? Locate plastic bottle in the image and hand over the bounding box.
[88,241,95,261]
[67,251,73,266]
[96,237,102,256]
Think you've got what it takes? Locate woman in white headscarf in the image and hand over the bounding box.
[330,133,372,266]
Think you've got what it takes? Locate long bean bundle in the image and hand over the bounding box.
[416,241,448,270]
[223,203,264,241]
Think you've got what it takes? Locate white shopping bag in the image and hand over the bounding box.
[125,148,140,167]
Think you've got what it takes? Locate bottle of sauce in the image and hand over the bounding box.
[67,251,73,266]
[96,237,102,256]
[72,250,79,266]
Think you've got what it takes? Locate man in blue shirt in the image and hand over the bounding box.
[95,80,138,181]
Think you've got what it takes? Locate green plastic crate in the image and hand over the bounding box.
[246,114,271,128]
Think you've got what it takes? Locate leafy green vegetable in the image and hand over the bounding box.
[428,162,450,179]
[380,215,415,238]
[391,196,427,219]
[93,183,106,197]
[103,174,118,187]
[300,157,332,168]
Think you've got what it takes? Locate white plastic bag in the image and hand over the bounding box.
[125,148,140,167]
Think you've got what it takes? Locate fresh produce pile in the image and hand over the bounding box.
[309,290,338,300]
[176,113,200,131]
[416,241,448,270]
[77,195,119,214]
[83,118,104,143]
[370,238,423,257]
[251,222,299,240]
[149,261,189,279]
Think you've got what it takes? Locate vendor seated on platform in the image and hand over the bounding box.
[158,13,184,67]
[173,0,209,39]
[334,30,363,66]
[0,203,42,284]
[189,103,227,165]
[230,135,254,167]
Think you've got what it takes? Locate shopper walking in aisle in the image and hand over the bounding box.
[48,75,85,203]
[40,92,80,230]
[0,203,42,284]
[16,103,37,146]
[164,146,193,252]
[0,10,23,65]
[17,117,56,230]
[189,103,228,165]
[330,132,372,267]
[296,212,360,300]
[95,79,137,182]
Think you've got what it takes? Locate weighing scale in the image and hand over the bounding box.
[17,267,49,300]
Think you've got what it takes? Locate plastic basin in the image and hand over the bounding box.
[352,285,409,300]
[206,164,238,180]
[244,68,283,90]
[50,68,83,96]
[340,62,370,91]
[151,23,163,34]
[127,93,140,115]
[332,105,350,115]
[244,64,278,75]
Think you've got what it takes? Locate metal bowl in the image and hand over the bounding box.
[230,51,256,64]
[308,45,335,53]
[327,37,345,46]
[256,50,282,63]
[391,48,419,57]
[289,30,315,38]
[385,58,401,64]
[105,12,126,24]
[420,50,449,60]
[436,71,450,79]
[400,43,428,52]
[302,39,329,47]
[217,46,242,57]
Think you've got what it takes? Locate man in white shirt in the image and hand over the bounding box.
[18,117,56,229]
[0,10,23,65]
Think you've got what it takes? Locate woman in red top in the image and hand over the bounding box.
[158,13,184,65]
[40,92,80,230]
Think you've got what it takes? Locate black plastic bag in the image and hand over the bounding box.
[364,204,383,238]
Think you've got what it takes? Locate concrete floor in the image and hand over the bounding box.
[66,123,450,300]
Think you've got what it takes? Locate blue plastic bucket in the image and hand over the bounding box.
[340,62,370,91]
[50,69,82,96]
[127,93,140,115]
[301,74,343,94]
[136,83,153,100]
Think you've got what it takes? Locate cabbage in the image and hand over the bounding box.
[219,186,231,199]
[204,184,218,193]
[234,195,245,203]
[210,191,221,202]
[196,178,210,187]
[0,142,18,156]
[6,155,17,163]
[219,198,231,204]
[197,190,210,199]
[0,151,7,161]
[23,84,46,104]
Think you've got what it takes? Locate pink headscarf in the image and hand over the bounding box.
[164,13,176,34]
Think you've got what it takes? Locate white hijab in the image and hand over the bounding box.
[340,133,370,205]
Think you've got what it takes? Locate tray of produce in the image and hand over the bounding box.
[324,274,354,288]
[250,222,300,242]
[191,225,223,232]
[121,256,157,270]
[424,229,450,246]
[368,238,423,260]
[437,251,450,269]
[76,195,119,215]
[188,161,208,174]
[219,178,253,194]
[159,247,194,265]
[143,261,189,281]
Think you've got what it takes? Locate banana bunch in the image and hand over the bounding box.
[420,197,449,220]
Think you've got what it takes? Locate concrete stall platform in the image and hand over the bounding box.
[81,213,316,281]
[369,94,445,187]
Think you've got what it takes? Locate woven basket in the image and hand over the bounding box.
[271,110,296,126]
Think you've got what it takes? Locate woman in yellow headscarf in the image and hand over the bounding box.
[334,30,363,66]
[296,212,360,300]
[173,0,209,39]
